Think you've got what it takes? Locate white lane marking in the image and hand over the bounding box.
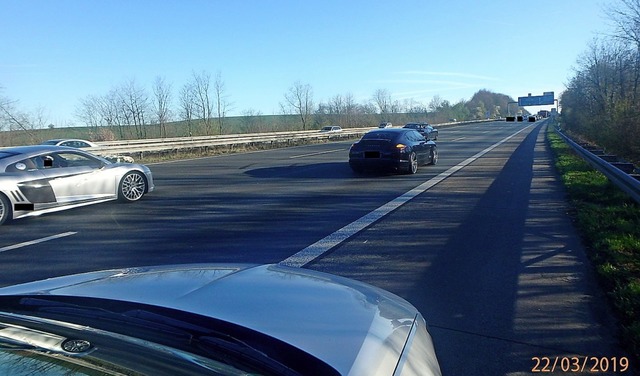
[280,125,532,267]
[0,232,77,253]
[289,149,347,159]
[451,137,466,141]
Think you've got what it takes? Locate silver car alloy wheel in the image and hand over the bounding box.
[120,172,146,202]
[409,152,418,174]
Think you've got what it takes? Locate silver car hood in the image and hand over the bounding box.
[0,263,440,375]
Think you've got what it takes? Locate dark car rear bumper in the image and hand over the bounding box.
[349,155,409,172]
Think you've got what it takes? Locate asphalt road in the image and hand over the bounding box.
[0,120,632,375]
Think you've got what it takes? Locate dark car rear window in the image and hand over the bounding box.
[362,131,397,141]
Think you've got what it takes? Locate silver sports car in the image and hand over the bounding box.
[0,145,153,225]
[0,263,442,375]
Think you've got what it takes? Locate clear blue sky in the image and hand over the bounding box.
[1,0,610,126]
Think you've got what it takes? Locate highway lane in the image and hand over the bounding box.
[0,120,629,375]
[0,121,515,285]
[308,121,628,375]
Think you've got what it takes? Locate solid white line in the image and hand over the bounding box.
[0,232,77,253]
[280,125,532,267]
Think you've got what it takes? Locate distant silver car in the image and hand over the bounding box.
[0,263,442,375]
[41,138,99,148]
[41,139,135,163]
[319,125,343,133]
[403,123,438,140]
[0,145,154,225]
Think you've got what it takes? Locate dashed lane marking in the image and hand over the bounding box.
[0,232,78,253]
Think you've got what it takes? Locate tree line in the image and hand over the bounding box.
[2,71,520,144]
[561,0,640,163]
[75,71,230,140]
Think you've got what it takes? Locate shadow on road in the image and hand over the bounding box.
[412,123,626,375]
[245,162,354,179]
[307,123,631,374]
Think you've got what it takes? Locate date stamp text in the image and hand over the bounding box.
[531,356,630,373]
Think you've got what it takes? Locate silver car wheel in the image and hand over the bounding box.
[408,152,418,174]
[119,171,147,202]
[430,147,438,165]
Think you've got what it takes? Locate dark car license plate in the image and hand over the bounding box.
[365,151,380,158]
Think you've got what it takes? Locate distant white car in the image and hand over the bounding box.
[320,125,342,133]
[379,122,393,128]
[41,139,135,163]
[41,139,99,148]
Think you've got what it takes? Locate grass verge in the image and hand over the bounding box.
[547,125,640,361]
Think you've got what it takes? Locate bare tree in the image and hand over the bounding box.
[119,79,149,139]
[179,83,197,137]
[606,0,640,102]
[240,108,266,132]
[191,71,214,135]
[563,35,640,159]
[0,91,41,144]
[428,95,444,112]
[390,99,403,114]
[103,88,126,138]
[372,88,391,115]
[318,94,346,127]
[406,99,428,116]
[76,94,107,131]
[283,81,314,130]
[343,93,357,127]
[606,0,640,48]
[152,76,172,138]
[214,71,232,134]
[328,94,345,116]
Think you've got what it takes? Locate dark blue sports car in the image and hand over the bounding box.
[403,122,438,140]
[349,128,438,174]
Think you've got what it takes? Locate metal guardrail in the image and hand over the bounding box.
[90,129,372,158]
[86,119,499,161]
[556,128,640,205]
[91,119,495,153]
[95,129,360,147]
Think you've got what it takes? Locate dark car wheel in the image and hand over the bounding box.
[0,194,12,225]
[407,152,418,174]
[118,171,147,202]
[429,146,438,165]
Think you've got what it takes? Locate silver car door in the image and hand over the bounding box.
[36,152,117,203]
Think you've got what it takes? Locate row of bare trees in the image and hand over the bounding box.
[561,0,640,162]
[0,90,48,145]
[76,71,230,139]
[283,85,504,131]
[4,71,512,143]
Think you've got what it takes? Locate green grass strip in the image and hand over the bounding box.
[547,124,640,361]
